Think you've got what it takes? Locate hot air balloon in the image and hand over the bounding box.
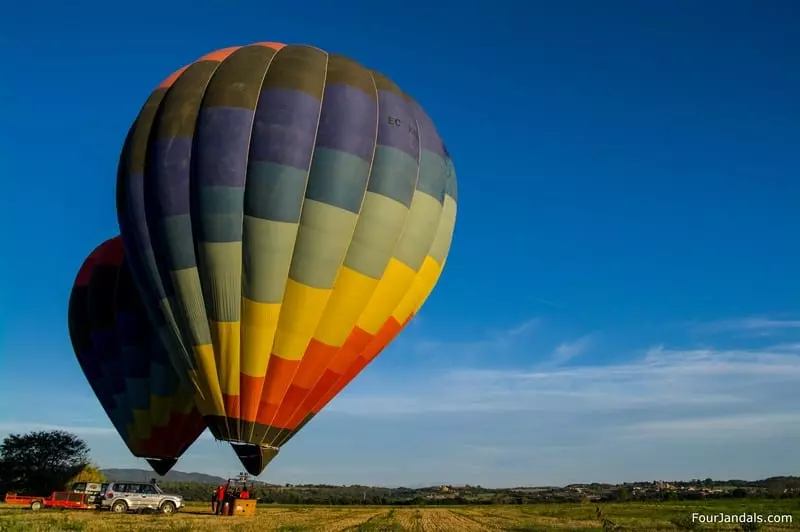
[68,236,207,475]
[116,42,457,475]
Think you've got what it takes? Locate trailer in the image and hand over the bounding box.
[5,491,95,511]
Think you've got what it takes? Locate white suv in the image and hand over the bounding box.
[101,481,184,513]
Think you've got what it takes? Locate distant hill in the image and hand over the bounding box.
[100,470,800,493]
[101,468,227,485]
[91,472,800,505]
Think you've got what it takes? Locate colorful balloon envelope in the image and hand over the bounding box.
[68,236,207,475]
[116,42,457,475]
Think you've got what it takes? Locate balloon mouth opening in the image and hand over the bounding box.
[231,443,280,476]
[145,457,178,476]
[201,416,281,475]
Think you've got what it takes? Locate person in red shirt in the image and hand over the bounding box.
[215,484,227,515]
[239,486,250,499]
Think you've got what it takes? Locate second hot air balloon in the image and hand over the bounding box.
[68,236,207,475]
[116,41,457,475]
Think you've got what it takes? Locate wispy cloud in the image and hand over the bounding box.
[4,318,799,487]
[504,317,541,338]
[405,317,540,365]
[459,444,526,458]
[693,317,800,335]
[621,412,800,440]
[313,334,800,485]
[546,334,593,366]
[329,342,800,444]
[531,297,566,310]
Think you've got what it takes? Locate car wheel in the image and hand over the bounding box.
[111,500,128,513]
[160,501,176,514]
[30,500,43,512]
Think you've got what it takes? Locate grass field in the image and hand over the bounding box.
[0,500,797,531]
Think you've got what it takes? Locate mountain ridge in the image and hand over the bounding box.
[101,468,229,485]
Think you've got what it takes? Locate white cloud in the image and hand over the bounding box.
[311,334,800,485]
[531,297,565,310]
[328,341,800,445]
[694,317,800,334]
[4,317,799,486]
[546,335,593,366]
[504,317,541,338]
[406,317,540,364]
[621,413,800,440]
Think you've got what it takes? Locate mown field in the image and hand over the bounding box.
[0,500,798,531]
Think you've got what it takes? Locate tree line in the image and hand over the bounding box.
[149,480,800,505]
[1,430,798,505]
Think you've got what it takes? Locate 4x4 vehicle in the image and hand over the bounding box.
[101,481,183,513]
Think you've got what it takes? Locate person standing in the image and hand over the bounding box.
[224,487,235,515]
[211,488,217,513]
[215,484,227,515]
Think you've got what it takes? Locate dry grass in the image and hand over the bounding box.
[0,500,797,531]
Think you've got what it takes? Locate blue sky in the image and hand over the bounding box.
[1,0,799,487]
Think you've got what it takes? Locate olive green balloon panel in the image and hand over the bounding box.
[116,42,457,475]
[68,236,207,476]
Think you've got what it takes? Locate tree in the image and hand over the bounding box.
[69,464,106,484]
[615,487,631,501]
[0,430,89,496]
